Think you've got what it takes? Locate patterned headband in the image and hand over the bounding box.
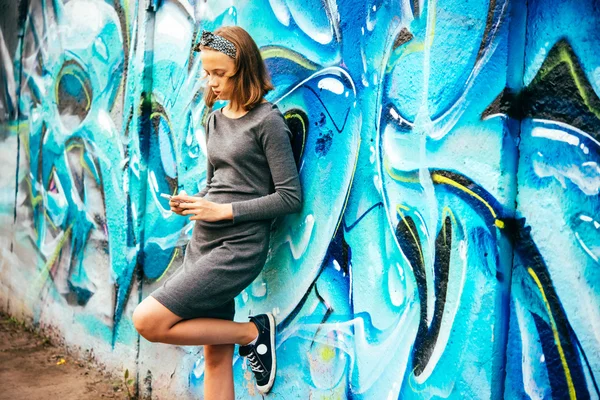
[194,30,237,59]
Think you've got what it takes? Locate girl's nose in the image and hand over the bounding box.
[208,78,218,87]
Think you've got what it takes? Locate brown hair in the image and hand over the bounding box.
[198,26,274,110]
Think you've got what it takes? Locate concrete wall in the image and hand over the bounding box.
[0,0,598,398]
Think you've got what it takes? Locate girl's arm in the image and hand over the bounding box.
[229,110,302,224]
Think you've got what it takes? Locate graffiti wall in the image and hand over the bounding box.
[504,0,600,398]
[0,0,598,399]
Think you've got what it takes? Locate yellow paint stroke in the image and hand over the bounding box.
[155,247,180,282]
[383,157,420,183]
[261,47,320,71]
[46,166,58,198]
[112,0,130,105]
[44,209,58,231]
[65,142,80,152]
[432,174,504,229]
[54,71,92,111]
[123,1,131,46]
[396,204,425,267]
[441,206,457,245]
[284,112,307,158]
[31,225,73,295]
[150,111,175,140]
[6,120,29,135]
[441,205,458,228]
[20,124,31,159]
[25,176,43,209]
[320,345,336,362]
[387,41,426,74]
[386,0,437,73]
[383,157,504,229]
[66,141,97,182]
[539,43,600,121]
[528,267,576,400]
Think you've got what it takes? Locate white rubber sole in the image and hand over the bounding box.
[256,312,276,394]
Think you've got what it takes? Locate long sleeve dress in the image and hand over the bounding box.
[150,101,302,320]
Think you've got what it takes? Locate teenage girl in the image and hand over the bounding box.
[132,26,302,399]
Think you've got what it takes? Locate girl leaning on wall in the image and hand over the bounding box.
[132,26,302,399]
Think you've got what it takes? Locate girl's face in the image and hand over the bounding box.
[200,49,236,102]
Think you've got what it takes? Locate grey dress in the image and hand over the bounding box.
[150,101,302,320]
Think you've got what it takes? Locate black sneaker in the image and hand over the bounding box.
[238,313,276,394]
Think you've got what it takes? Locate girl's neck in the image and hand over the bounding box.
[223,102,247,118]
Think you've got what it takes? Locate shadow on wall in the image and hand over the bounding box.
[0,0,598,399]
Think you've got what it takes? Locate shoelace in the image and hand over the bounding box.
[247,350,265,374]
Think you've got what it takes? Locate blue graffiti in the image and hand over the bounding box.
[0,0,598,398]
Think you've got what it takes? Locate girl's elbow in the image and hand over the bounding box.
[292,191,303,213]
[284,192,302,214]
[292,199,302,213]
[279,185,302,214]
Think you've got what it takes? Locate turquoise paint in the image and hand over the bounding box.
[0,0,598,398]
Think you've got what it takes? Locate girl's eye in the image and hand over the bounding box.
[200,71,224,79]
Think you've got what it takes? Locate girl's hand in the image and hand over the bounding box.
[172,194,233,222]
[169,190,187,215]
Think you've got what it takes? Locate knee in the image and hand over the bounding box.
[204,345,233,370]
[132,304,161,342]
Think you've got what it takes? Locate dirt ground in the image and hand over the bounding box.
[0,312,133,400]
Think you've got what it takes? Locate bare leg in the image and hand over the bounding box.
[132,295,258,346]
[204,344,235,400]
